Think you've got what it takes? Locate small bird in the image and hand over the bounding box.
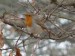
[24,13,44,36]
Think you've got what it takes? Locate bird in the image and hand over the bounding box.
[24,12,44,36]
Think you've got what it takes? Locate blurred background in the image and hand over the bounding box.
[0,0,75,56]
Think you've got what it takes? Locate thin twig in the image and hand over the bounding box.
[15,32,23,47]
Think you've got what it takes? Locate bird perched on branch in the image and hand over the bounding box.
[24,12,44,36]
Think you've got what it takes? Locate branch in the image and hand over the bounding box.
[0,13,25,28]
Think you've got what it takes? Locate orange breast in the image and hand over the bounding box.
[25,15,32,27]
